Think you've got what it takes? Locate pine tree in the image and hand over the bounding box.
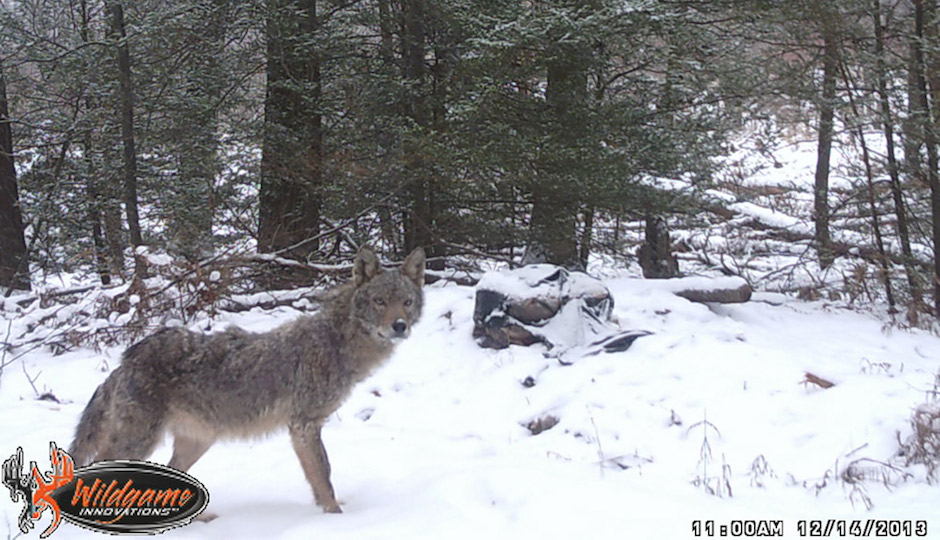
[450,0,754,268]
[258,0,324,267]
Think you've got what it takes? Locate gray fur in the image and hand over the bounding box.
[70,246,425,514]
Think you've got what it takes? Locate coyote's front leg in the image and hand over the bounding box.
[289,421,342,513]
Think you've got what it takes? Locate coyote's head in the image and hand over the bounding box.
[350,246,425,342]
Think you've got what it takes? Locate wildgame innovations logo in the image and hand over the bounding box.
[2,443,209,537]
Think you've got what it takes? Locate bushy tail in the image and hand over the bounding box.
[69,372,118,466]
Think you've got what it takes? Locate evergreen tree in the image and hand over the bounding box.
[258,0,324,270]
[448,0,755,267]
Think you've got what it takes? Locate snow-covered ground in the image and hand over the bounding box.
[2,129,939,538]
[2,273,939,539]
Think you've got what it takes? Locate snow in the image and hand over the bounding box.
[635,127,931,299]
[643,275,749,295]
[145,252,175,267]
[729,201,811,234]
[475,265,617,356]
[476,264,567,299]
[476,264,610,312]
[2,274,940,539]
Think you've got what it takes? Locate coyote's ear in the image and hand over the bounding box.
[400,247,426,287]
[353,246,381,287]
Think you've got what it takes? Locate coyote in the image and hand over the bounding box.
[70,246,425,514]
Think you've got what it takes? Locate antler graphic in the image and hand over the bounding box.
[2,446,37,534]
[31,442,75,539]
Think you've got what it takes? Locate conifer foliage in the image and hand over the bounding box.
[0,1,938,319]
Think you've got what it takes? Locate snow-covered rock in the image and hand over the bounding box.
[472,265,632,357]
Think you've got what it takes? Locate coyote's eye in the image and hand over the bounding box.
[404,299,413,307]
[374,297,386,307]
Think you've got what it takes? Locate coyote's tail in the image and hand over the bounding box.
[69,371,118,466]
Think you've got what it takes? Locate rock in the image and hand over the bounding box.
[525,415,559,435]
[472,264,616,351]
[472,265,655,360]
[506,296,562,324]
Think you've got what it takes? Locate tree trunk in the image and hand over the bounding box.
[399,0,437,261]
[81,0,118,285]
[378,0,395,66]
[169,106,217,261]
[167,0,229,261]
[858,127,896,310]
[813,25,838,269]
[872,0,918,300]
[86,177,111,286]
[846,90,896,310]
[258,0,323,267]
[912,0,940,314]
[102,198,126,277]
[108,1,144,276]
[524,187,580,269]
[0,62,30,291]
[638,214,680,279]
[928,1,940,134]
[579,206,594,270]
[523,33,588,271]
[840,37,897,311]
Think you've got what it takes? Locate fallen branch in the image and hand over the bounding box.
[651,276,753,304]
[674,280,752,303]
[424,269,481,287]
[234,254,353,274]
[11,283,103,308]
[708,203,932,274]
[803,372,835,389]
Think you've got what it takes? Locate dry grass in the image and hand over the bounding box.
[901,401,940,483]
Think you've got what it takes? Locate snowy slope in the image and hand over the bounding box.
[2,276,939,539]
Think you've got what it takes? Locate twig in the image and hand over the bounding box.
[0,318,13,376]
[845,443,869,457]
[587,406,605,479]
[320,217,360,253]
[21,360,40,398]
[436,241,518,267]
[12,284,100,308]
[271,195,394,258]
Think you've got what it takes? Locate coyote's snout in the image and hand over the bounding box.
[69,246,425,515]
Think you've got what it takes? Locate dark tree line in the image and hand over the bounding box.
[0,0,938,319]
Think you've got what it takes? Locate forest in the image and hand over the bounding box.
[3,3,940,534]
[1,0,939,324]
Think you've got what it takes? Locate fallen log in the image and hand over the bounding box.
[655,276,753,304]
